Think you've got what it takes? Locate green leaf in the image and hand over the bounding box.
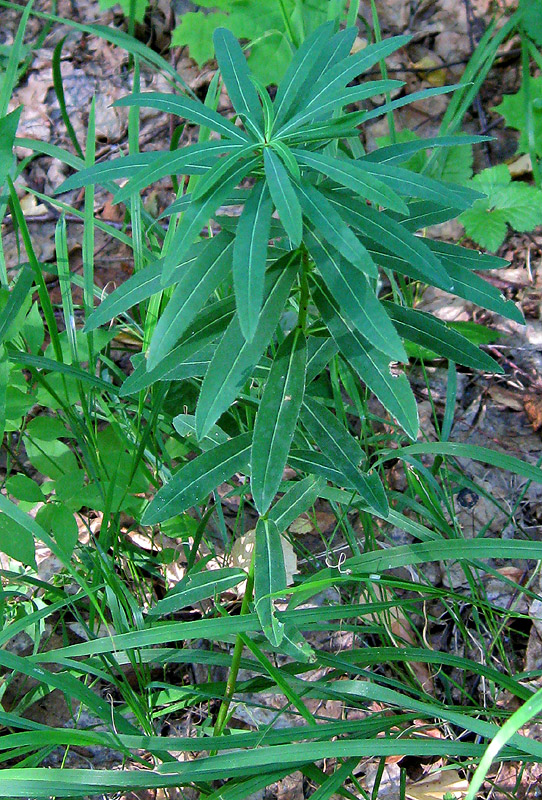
[115,92,250,144]
[268,475,325,533]
[252,328,307,514]
[147,235,234,369]
[493,77,542,156]
[289,449,347,486]
[162,156,258,282]
[383,302,503,373]
[195,253,298,439]
[99,0,147,23]
[305,230,405,361]
[272,21,335,130]
[300,395,388,516]
[295,182,377,275]
[112,141,245,205]
[119,298,236,396]
[0,106,22,187]
[0,267,34,346]
[326,194,453,290]
[312,278,419,440]
[213,27,264,134]
[5,474,44,504]
[254,518,286,646]
[142,432,252,524]
[57,151,163,194]
[0,513,36,567]
[294,149,409,215]
[149,568,246,616]
[263,148,302,246]
[35,502,78,557]
[459,164,542,251]
[233,181,273,341]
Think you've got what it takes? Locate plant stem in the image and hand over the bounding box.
[277,0,299,47]
[212,553,255,739]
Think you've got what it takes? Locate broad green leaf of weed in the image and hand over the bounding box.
[519,0,542,45]
[35,502,78,557]
[459,164,542,251]
[99,0,148,23]
[0,513,36,567]
[493,77,542,156]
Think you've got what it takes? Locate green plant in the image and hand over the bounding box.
[2,5,542,799]
[171,0,349,85]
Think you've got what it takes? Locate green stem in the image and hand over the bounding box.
[521,39,542,188]
[370,0,396,143]
[277,0,299,47]
[212,553,255,739]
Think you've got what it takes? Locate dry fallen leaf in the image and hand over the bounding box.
[412,55,447,87]
[231,529,297,585]
[524,393,542,431]
[406,769,467,800]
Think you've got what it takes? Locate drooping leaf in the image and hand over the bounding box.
[300,394,388,515]
[383,302,503,373]
[233,181,273,341]
[312,277,419,440]
[147,235,234,369]
[254,518,287,646]
[252,328,307,514]
[195,253,298,439]
[305,229,405,361]
[115,92,250,144]
[268,475,325,533]
[142,432,252,524]
[295,182,377,275]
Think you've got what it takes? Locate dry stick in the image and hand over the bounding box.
[463,0,493,168]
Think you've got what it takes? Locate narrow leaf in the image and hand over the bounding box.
[264,147,303,246]
[149,568,246,616]
[195,253,298,439]
[252,328,307,514]
[268,475,325,533]
[233,181,273,341]
[305,230,405,360]
[213,27,263,134]
[147,236,234,369]
[254,518,287,646]
[300,395,388,515]
[142,433,252,524]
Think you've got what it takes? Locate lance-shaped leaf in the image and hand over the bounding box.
[57,151,162,193]
[113,141,245,205]
[148,568,246,616]
[424,239,509,271]
[162,156,258,282]
[268,475,325,533]
[278,80,404,138]
[191,144,257,201]
[305,229,405,361]
[147,235,234,370]
[213,27,264,136]
[306,336,339,384]
[272,21,335,130]
[312,277,419,440]
[354,160,483,210]
[362,134,490,166]
[291,35,411,127]
[142,432,252,524]
[294,150,408,216]
[382,302,504,373]
[288,449,347,486]
[115,92,250,144]
[326,193,453,291]
[300,395,388,516]
[233,181,273,342]
[296,182,377,276]
[195,253,299,439]
[264,148,302,246]
[252,328,307,514]
[254,518,287,646]
[119,298,235,396]
[84,233,232,332]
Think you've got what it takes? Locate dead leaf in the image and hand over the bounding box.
[508,153,533,178]
[406,769,468,800]
[524,394,542,431]
[488,386,523,411]
[231,529,297,585]
[412,55,447,87]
